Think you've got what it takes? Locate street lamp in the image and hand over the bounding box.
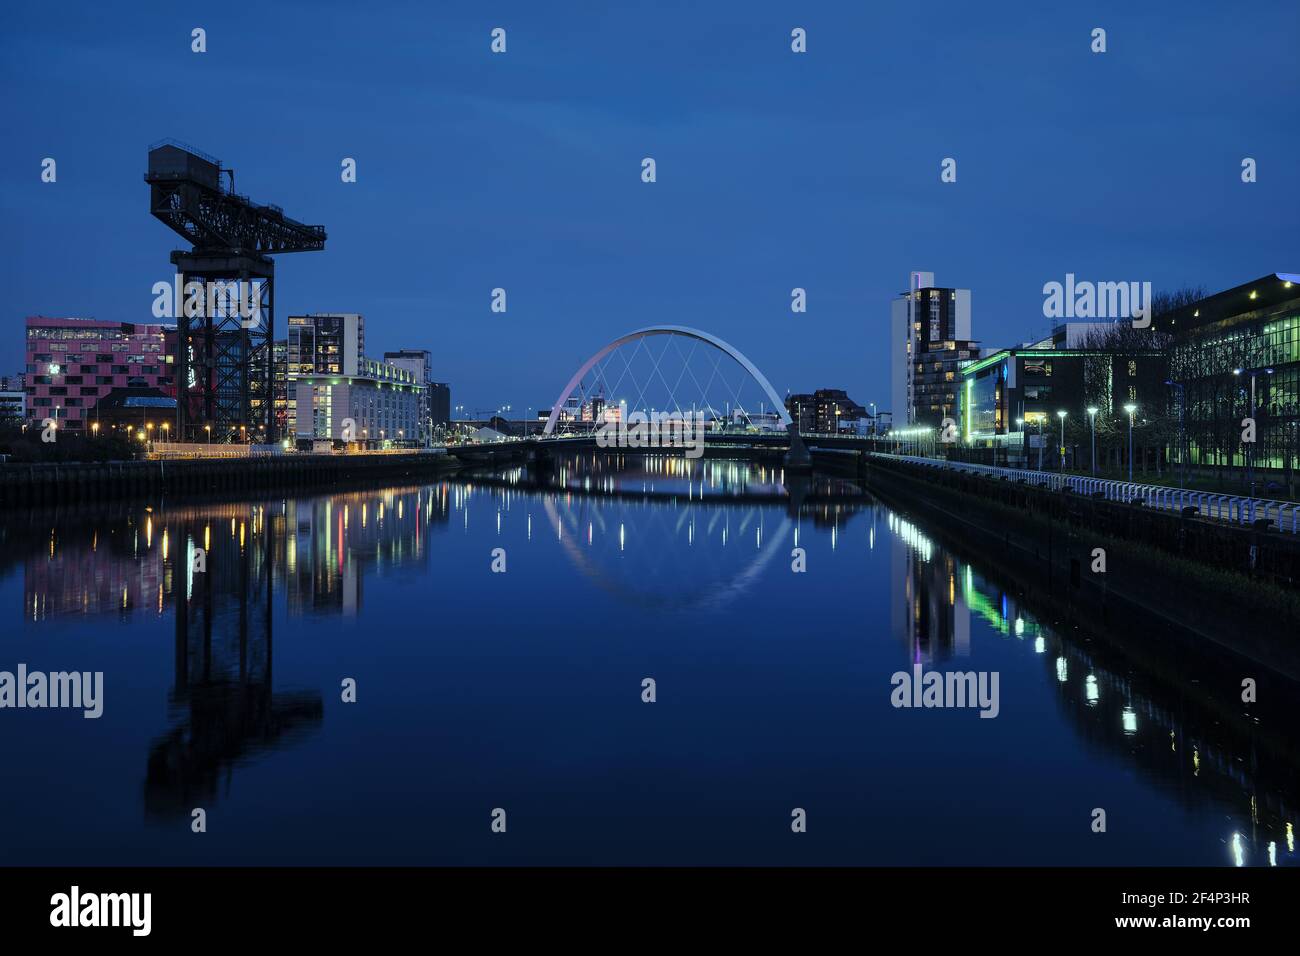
[1164,381,1185,488]
[91,421,99,438]
[1124,403,1137,482]
[1233,366,1273,495]
[204,424,211,446]
[1056,410,1067,472]
[1086,407,1098,476]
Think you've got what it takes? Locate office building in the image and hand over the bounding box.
[24,317,174,430]
[958,328,1167,466]
[1158,273,1300,475]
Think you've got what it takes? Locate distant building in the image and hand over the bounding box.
[427,383,451,426]
[890,273,979,428]
[24,317,175,431]
[785,388,870,434]
[0,391,25,422]
[294,355,423,447]
[287,313,365,435]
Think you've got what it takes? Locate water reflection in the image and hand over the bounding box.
[1,453,1296,865]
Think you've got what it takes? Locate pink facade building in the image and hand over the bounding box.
[24,317,176,429]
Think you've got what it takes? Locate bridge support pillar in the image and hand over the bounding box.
[784,426,811,471]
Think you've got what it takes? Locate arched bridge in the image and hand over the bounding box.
[543,325,795,440]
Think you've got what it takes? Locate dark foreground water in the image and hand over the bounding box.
[1,453,1296,866]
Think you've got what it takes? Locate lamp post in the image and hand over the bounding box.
[1015,417,1024,468]
[1124,403,1137,482]
[1164,381,1185,488]
[204,424,211,446]
[1233,367,1273,496]
[1057,410,1067,472]
[1086,406,1098,476]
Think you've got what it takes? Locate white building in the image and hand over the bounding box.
[294,356,423,447]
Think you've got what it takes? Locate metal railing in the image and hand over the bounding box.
[871,453,1299,534]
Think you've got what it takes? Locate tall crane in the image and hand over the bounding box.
[146,140,326,442]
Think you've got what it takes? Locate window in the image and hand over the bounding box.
[1128,360,1137,377]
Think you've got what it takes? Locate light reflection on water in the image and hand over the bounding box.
[0,453,1296,866]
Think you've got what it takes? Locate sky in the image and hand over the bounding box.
[2,0,1296,416]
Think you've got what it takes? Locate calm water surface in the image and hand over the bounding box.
[1,453,1296,866]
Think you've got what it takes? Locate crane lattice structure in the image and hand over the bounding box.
[146,140,326,442]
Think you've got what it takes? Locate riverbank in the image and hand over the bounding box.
[0,451,465,508]
[866,455,1300,679]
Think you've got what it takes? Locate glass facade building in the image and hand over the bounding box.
[1160,273,1300,474]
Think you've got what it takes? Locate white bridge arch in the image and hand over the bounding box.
[543,325,793,436]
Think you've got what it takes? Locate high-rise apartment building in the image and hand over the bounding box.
[286,313,365,436]
[890,272,978,428]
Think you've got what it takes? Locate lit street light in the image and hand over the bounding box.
[1086,406,1098,476]
[1124,403,1137,482]
[1233,366,1273,495]
[1056,410,1067,472]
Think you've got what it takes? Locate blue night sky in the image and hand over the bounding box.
[2,0,1296,415]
